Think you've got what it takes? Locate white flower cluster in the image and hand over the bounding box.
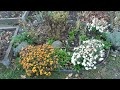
[86,17,110,33]
[71,39,105,70]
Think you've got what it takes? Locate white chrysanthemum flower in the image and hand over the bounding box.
[91,64,94,67]
[96,26,100,30]
[88,62,92,67]
[93,61,97,64]
[76,54,80,59]
[102,44,104,46]
[77,61,80,64]
[71,56,76,65]
[89,54,93,58]
[94,55,98,60]
[87,17,109,33]
[86,62,90,65]
[71,39,105,71]
[94,48,97,52]
[86,23,90,26]
[82,62,86,66]
[99,58,104,61]
[85,67,89,70]
[100,53,105,57]
[93,66,97,69]
[89,58,92,62]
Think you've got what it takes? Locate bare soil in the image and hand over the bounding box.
[0,30,14,60]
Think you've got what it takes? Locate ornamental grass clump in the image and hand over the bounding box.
[19,44,58,77]
[71,39,105,71]
[50,11,68,23]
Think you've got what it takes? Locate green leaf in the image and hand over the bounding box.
[103,41,112,50]
[16,57,21,61]
[79,35,88,41]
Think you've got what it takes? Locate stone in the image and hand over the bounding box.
[117,47,120,51]
[52,40,62,48]
[13,41,29,56]
[2,57,10,68]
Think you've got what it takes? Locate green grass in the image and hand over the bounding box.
[0,63,25,79]
[0,63,67,79]
[1,53,120,79]
[80,54,120,79]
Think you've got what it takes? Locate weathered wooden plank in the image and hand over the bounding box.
[2,26,19,67]
[0,18,20,24]
[0,11,29,24]
[0,26,17,30]
[21,11,29,21]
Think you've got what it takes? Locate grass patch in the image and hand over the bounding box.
[0,62,67,79]
[80,54,120,79]
[1,53,120,79]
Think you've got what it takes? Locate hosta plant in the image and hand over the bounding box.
[19,44,58,77]
[71,39,106,71]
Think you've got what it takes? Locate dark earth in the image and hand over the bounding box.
[0,30,14,61]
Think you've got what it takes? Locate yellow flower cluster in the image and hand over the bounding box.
[19,44,58,77]
[50,11,68,23]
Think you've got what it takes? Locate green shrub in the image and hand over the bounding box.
[55,49,72,69]
[79,35,89,42]
[47,38,55,45]
[12,31,37,48]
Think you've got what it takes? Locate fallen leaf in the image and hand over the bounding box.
[112,54,117,57]
[113,58,116,60]
[68,73,73,77]
[20,75,26,79]
[75,74,79,77]
[5,36,9,41]
[65,77,69,79]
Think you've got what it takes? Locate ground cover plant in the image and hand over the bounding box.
[0,11,120,79]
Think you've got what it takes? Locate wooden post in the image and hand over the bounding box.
[109,11,114,31]
[21,11,29,22]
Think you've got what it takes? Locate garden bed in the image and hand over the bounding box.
[0,27,19,66]
[0,11,117,79]
[14,11,112,77]
[0,29,14,60]
[53,48,110,73]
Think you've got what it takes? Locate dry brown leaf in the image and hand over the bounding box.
[20,75,26,79]
[75,74,79,77]
[68,73,73,77]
